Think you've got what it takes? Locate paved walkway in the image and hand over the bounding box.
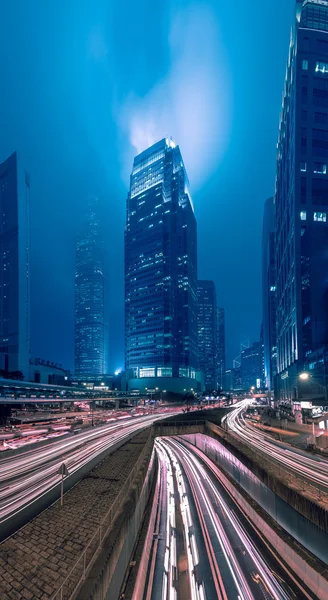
[0,430,150,600]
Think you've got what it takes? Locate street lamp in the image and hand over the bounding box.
[299,372,310,381]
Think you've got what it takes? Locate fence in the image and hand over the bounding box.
[52,431,154,600]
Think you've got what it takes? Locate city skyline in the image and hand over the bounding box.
[0,0,295,372]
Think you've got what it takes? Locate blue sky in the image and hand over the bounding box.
[0,0,295,371]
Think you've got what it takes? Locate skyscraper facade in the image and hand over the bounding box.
[262,197,277,392]
[197,281,217,391]
[275,0,328,401]
[217,307,226,390]
[125,138,200,393]
[0,152,30,379]
[241,342,262,391]
[74,198,108,375]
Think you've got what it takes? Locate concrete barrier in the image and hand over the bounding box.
[204,421,328,534]
[196,448,328,600]
[75,438,156,600]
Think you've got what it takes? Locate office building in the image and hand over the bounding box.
[74,198,108,375]
[197,281,217,391]
[262,198,277,392]
[217,307,226,389]
[241,342,262,391]
[275,0,328,401]
[225,367,242,392]
[125,138,200,393]
[0,152,30,379]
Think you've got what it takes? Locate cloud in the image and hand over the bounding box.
[118,3,231,190]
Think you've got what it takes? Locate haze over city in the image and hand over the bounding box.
[0,0,294,370]
[1,2,328,600]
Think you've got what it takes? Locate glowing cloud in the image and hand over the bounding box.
[119,3,231,189]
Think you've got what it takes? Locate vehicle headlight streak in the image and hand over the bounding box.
[159,437,295,600]
[156,439,206,600]
[225,401,328,490]
[0,415,168,529]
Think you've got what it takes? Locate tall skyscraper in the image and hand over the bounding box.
[241,342,262,391]
[217,307,226,390]
[0,152,30,379]
[74,198,108,376]
[275,0,328,401]
[262,197,277,392]
[197,281,217,391]
[125,138,200,393]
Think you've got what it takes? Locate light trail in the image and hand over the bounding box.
[0,414,167,533]
[154,437,310,600]
[224,401,328,491]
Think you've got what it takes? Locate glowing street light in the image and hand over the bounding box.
[299,372,310,381]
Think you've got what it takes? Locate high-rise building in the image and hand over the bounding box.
[197,281,217,391]
[241,342,262,391]
[275,0,328,401]
[125,138,200,393]
[262,198,277,392]
[217,307,226,390]
[74,198,108,375]
[0,152,30,379]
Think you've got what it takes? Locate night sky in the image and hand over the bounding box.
[0,0,294,372]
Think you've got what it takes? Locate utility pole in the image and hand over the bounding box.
[58,463,69,506]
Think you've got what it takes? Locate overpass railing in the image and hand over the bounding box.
[52,430,154,600]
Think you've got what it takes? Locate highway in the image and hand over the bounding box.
[224,400,328,492]
[0,413,166,538]
[138,436,313,600]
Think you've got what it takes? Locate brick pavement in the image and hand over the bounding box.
[0,430,150,600]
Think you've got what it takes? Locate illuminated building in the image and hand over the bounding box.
[0,152,30,379]
[125,138,200,393]
[262,197,277,391]
[241,342,262,390]
[197,281,217,391]
[275,0,328,401]
[74,198,108,375]
[217,307,226,390]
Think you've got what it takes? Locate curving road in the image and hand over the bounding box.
[224,400,328,493]
[0,414,166,537]
[138,436,314,600]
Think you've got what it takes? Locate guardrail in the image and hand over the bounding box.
[52,431,154,600]
[206,421,328,506]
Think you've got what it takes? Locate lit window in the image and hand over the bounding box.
[313,162,327,174]
[270,286,276,292]
[300,211,307,221]
[300,161,307,172]
[314,212,327,222]
[140,368,155,378]
[157,367,172,377]
[302,60,308,70]
[316,61,328,73]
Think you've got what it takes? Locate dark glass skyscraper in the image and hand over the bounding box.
[125,138,199,393]
[74,198,108,375]
[197,281,217,391]
[241,342,262,391]
[262,197,277,392]
[0,152,30,379]
[217,307,226,390]
[275,0,328,401]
